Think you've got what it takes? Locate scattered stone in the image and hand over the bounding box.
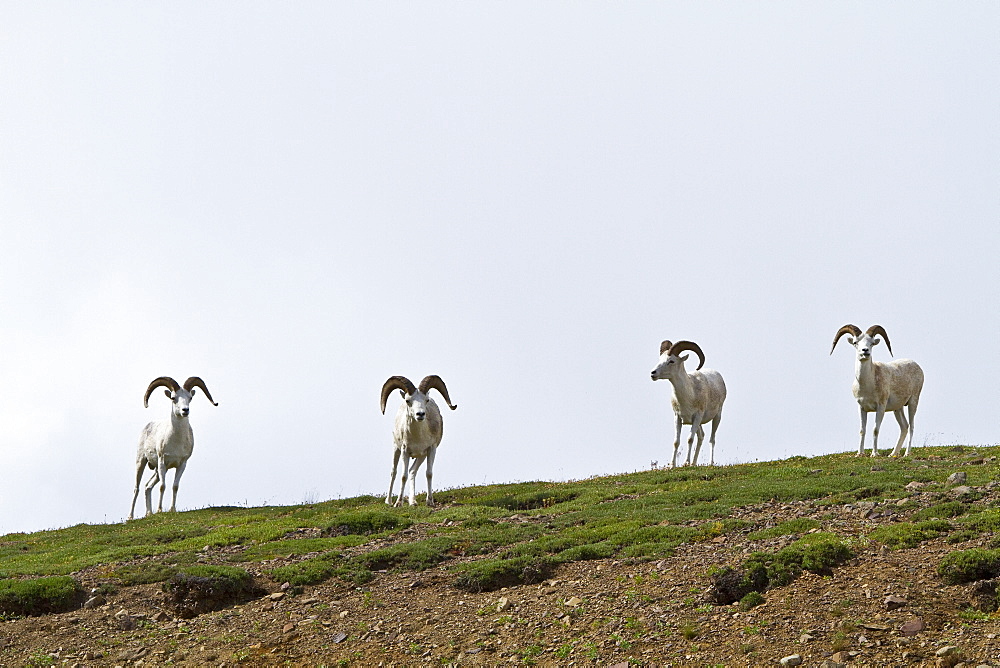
[946,472,967,486]
[780,655,803,666]
[151,611,169,622]
[831,651,849,662]
[819,661,846,668]
[331,632,347,643]
[339,610,348,618]
[905,481,928,491]
[951,486,973,496]
[565,596,583,607]
[935,645,958,657]
[884,595,907,610]
[269,592,285,601]
[964,458,984,465]
[799,633,814,643]
[280,581,292,591]
[900,618,926,636]
[83,595,105,610]
[496,596,511,612]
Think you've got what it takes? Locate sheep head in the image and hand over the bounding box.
[651,340,706,381]
[830,324,892,360]
[380,375,457,421]
[144,376,218,418]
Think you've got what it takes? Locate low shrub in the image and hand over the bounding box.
[739,591,766,611]
[911,501,967,520]
[453,556,555,593]
[709,534,852,605]
[269,553,373,587]
[0,576,83,616]
[938,548,1000,585]
[869,520,951,549]
[163,565,260,618]
[323,510,412,536]
[114,561,177,585]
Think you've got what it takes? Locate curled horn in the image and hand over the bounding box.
[419,375,458,411]
[668,340,706,370]
[380,376,416,414]
[866,325,893,356]
[183,377,219,406]
[144,376,180,408]
[659,340,673,355]
[830,324,862,355]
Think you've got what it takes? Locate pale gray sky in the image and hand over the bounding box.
[1,2,997,534]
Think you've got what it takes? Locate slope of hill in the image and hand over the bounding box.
[1,446,999,667]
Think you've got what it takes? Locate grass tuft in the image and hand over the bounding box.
[0,576,82,616]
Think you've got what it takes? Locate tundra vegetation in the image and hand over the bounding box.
[0,445,998,657]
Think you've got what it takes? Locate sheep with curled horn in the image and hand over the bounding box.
[128,376,218,520]
[650,340,727,468]
[380,375,457,507]
[831,324,924,457]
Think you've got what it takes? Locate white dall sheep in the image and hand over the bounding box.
[650,340,727,468]
[830,324,924,457]
[128,376,218,520]
[380,375,457,507]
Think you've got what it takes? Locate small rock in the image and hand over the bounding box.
[951,486,973,496]
[905,481,927,491]
[884,595,907,610]
[151,611,169,622]
[947,472,967,486]
[935,646,958,657]
[565,596,583,607]
[780,655,803,666]
[339,610,348,618]
[799,633,814,643]
[280,581,292,591]
[331,632,347,643]
[496,596,511,612]
[819,661,846,668]
[831,651,849,662]
[282,623,296,634]
[269,592,285,601]
[83,595,105,609]
[900,618,926,636]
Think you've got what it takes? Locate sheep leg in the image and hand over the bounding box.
[386,448,401,505]
[143,468,160,517]
[155,459,169,512]
[691,424,706,466]
[685,413,704,466]
[394,452,410,507]
[670,415,683,468]
[856,409,868,456]
[169,461,187,512]
[708,414,722,466]
[890,409,909,458]
[407,455,426,506]
[424,447,436,507]
[905,400,918,457]
[871,407,886,457]
[129,456,148,521]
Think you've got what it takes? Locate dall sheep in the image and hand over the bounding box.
[128,376,218,520]
[380,375,457,507]
[650,340,727,468]
[830,324,924,457]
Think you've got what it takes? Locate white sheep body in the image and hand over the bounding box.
[651,340,727,468]
[832,324,924,457]
[128,377,217,520]
[381,375,456,507]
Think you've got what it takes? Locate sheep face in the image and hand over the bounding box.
[851,333,882,361]
[401,389,431,422]
[651,353,690,382]
[165,388,195,418]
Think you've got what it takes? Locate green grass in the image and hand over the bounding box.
[0,445,996,598]
[0,576,82,616]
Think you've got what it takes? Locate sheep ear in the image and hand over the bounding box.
[164,389,171,399]
[190,388,197,397]
[680,354,689,362]
[871,337,881,345]
[399,390,405,399]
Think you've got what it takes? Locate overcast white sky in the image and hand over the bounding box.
[1,3,997,535]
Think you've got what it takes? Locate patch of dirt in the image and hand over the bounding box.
[2,489,1000,666]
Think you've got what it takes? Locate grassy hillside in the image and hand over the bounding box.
[1,445,999,666]
[2,446,998,587]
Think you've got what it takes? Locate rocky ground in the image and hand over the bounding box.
[2,483,999,667]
